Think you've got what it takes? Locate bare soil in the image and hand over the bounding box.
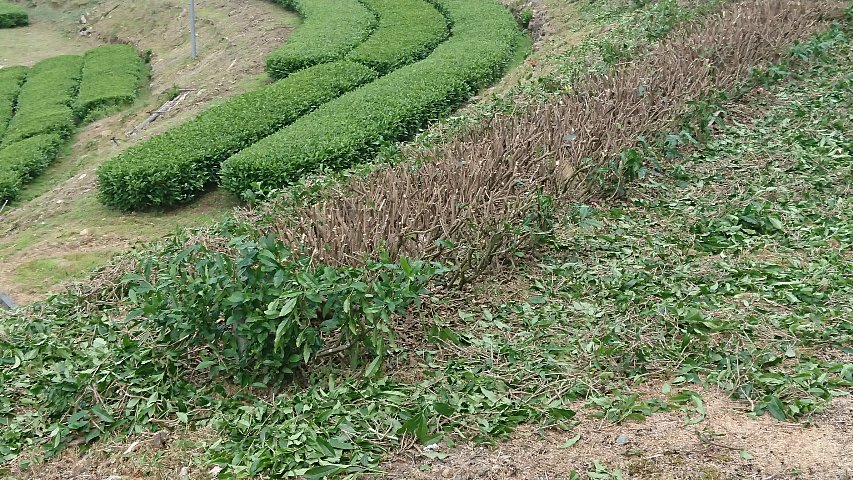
[381,391,852,480]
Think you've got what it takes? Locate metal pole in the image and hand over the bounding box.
[189,0,197,59]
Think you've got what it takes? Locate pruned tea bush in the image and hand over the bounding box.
[252,0,845,283]
[346,0,449,74]
[0,66,28,140]
[0,1,28,28]
[76,44,146,120]
[124,226,436,382]
[97,61,376,211]
[2,55,83,145]
[266,0,375,79]
[0,134,63,202]
[220,0,519,197]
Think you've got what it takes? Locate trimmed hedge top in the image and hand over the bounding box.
[220,0,519,197]
[96,0,519,209]
[97,61,377,211]
[0,2,28,28]
[0,66,28,140]
[347,0,449,74]
[266,0,376,79]
[76,44,146,120]
[2,55,83,145]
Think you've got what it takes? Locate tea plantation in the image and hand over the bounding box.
[3,0,852,478]
[0,45,145,203]
[96,0,520,210]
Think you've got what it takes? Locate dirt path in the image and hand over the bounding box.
[381,392,852,480]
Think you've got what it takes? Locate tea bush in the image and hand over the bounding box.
[0,169,20,201]
[266,0,375,79]
[346,0,449,74]
[97,61,376,211]
[75,44,146,120]
[220,0,519,196]
[0,134,63,202]
[0,2,27,28]
[125,226,438,382]
[2,55,83,145]
[0,66,27,140]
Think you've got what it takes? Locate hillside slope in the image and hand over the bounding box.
[0,0,668,304]
[0,0,297,303]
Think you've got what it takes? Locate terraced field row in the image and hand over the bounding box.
[97,0,521,211]
[0,1,27,28]
[265,0,376,79]
[0,45,145,203]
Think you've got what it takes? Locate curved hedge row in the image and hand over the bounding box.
[346,0,449,74]
[76,44,146,120]
[97,61,377,211]
[266,0,375,79]
[0,2,28,28]
[0,134,62,202]
[0,66,28,140]
[2,55,83,145]
[220,0,519,196]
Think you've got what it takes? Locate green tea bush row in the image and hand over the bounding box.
[97,61,376,211]
[266,0,375,79]
[346,0,449,74]
[75,44,146,120]
[2,55,83,145]
[0,66,27,139]
[220,0,519,196]
[0,2,28,28]
[0,134,63,202]
[0,170,19,200]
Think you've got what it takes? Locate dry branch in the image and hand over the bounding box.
[126,89,194,136]
[242,0,844,283]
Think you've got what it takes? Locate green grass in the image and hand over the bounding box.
[11,252,113,294]
[14,143,90,203]
[507,30,533,72]
[0,190,236,267]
